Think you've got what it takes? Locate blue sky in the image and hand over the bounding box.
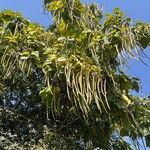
[0,0,150,98]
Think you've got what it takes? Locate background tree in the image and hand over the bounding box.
[1,0,150,149]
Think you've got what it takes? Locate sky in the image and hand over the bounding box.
[0,0,150,149]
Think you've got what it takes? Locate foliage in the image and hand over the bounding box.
[1,0,150,149]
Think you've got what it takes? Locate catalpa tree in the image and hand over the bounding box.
[1,0,150,149]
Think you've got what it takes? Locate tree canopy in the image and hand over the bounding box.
[1,0,150,149]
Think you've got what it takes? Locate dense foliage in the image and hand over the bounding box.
[1,0,150,149]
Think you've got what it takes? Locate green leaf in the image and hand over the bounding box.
[47,1,64,11]
[113,8,124,16]
[39,86,53,104]
[122,93,131,105]
[31,51,39,58]
[20,51,30,56]
[58,19,66,32]
[56,57,67,62]
[20,51,30,60]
